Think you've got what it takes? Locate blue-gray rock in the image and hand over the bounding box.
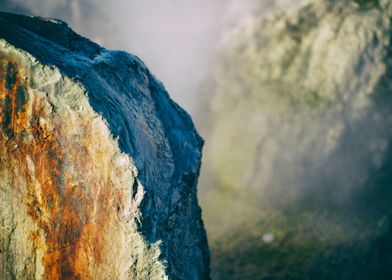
[0,12,210,280]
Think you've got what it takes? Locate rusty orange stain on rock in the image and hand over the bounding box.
[0,55,122,279]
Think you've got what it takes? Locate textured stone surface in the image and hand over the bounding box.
[0,12,209,280]
[199,0,392,279]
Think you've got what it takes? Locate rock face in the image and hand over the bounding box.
[199,0,392,279]
[0,12,209,280]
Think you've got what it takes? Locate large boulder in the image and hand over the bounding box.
[0,12,209,280]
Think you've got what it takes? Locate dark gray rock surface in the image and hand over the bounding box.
[0,12,210,280]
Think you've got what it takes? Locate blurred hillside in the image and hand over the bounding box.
[198,0,392,279]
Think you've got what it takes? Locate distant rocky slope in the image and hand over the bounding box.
[0,12,209,280]
[199,0,392,279]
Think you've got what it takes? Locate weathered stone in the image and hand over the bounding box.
[0,12,209,280]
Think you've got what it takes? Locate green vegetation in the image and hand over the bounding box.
[211,220,382,280]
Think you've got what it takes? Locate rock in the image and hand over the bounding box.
[0,12,209,280]
[199,0,392,279]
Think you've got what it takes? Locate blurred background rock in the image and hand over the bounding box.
[2,0,392,279]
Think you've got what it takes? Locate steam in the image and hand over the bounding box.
[4,0,384,230]
[0,0,299,113]
[199,0,392,244]
[102,0,267,113]
[2,0,390,277]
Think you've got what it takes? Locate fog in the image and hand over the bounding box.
[106,0,300,113]
[3,1,390,278]
[95,0,265,113]
[0,0,298,113]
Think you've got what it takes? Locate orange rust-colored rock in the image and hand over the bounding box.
[0,48,166,279]
[0,11,209,280]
